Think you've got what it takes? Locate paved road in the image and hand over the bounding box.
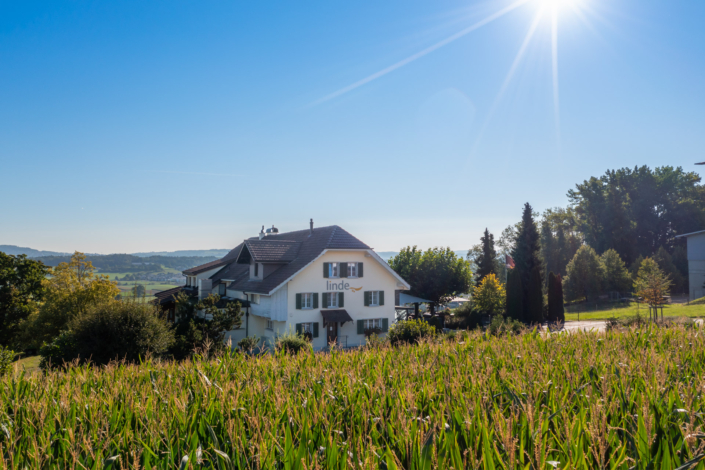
[562,320,607,332]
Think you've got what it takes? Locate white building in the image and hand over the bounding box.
[161,221,410,349]
[676,230,705,301]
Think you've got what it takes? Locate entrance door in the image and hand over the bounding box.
[327,322,337,345]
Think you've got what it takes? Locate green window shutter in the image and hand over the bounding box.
[357,320,364,335]
[313,293,318,309]
[323,263,329,278]
[382,318,389,332]
[313,322,319,338]
[358,263,363,278]
[296,323,302,335]
[338,292,344,308]
[296,293,302,309]
[364,291,370,307]
[322,293,328,308]
[379,291,384,306]
[340,262,348,278]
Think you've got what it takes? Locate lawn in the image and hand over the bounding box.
[4,326,705,468]
[564,302,705,320]
[11,355,41,375]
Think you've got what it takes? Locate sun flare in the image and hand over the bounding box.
[539,0,582,13]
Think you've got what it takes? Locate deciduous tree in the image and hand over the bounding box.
[0,252,48,348]
[472,274,505,316]
[26,252,119,347]
[563,245,604,302]
[601,249,632,294]
[389,247,472,314]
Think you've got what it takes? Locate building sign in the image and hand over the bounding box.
[326,280,362,292]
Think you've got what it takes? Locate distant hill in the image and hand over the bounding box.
[131,249,231,258]
[0,245,71,258]
[378,250,468,261]
[0,245,229,259]
[32,253,219,272]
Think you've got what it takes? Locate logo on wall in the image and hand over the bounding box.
[326,280,362,292]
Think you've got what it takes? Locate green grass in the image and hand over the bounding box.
[10,355,41,376]
[4,326,705,468]
[565,302,705,321]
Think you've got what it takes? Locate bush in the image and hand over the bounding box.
[487,315,524,336]
[39,331,79,370]
[40,301,174,369]
[365,333,386,349]
[238,336,260,352]
[447,302,485,330]
[275,330,312,354]
[0,346,14,377]
[387,319,436,346]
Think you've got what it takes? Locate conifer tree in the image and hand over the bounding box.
[512,203,544,322]
[527,267,544,324]
[547,271,565,322]
[555,273,565,322]
[475,228,497,286]
[505,269,523,322]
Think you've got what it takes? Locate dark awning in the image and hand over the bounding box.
[321,309,353,325]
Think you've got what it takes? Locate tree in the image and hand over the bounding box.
[540,207,581,279]
[170,293,243,359]
[389,247,472,314]
[633,258,672,321]
[472,274,505,316]
[475,229,498,286]
[39,300,174,368]
[601,249,632,294]
[547,272,565,323]
[653,246,686,293]
[131,284,146,298]
[512,203,544,322]
[568,166,705,267]
[505,268,523,322]
[527,267,544,324]
[25,252,120,347]
[0,252,49,348]
[563,245,604,302]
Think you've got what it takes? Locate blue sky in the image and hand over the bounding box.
[1,0,703,253]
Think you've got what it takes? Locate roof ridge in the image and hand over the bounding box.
[325,225,338,248]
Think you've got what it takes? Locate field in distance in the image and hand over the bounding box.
[564,301,705,321]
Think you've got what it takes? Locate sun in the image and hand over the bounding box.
[539,0,582,13]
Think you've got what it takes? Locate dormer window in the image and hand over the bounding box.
[254,262,259,277]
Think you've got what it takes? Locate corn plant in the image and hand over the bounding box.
[3,325,705,469]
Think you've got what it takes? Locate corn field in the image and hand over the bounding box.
[3,326,705,469]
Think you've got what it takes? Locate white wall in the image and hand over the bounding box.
[284,250,402,350]
[687,234,705,301]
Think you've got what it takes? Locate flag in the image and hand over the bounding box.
[505,254,515,269]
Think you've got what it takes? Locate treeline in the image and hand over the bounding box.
[31,253,218,272]
[470,166,702,295]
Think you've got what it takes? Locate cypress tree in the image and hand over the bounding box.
[547,271,556,322]
[555,273,565,322]
[476,228,497,286]
[512,203,544,323]
[528,267,544,324]
[505,269,523,322]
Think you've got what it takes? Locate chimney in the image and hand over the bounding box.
[310,218,314,236]
[259,225,265,240]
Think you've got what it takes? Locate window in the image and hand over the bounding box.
[302,293,313,309]
[251,294,260,304]
[300,322,313,333]
[266,319,273,330]
[254,262,259,277]
[325,292,338,308]
[370,291,379,306]
[218,283,226,296]
[347,263,357,277]
[363,318,382,330]
[329,262,339,278]
[296,293,318,309]
[364,290,384,307]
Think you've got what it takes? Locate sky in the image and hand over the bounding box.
[1,0,704,254]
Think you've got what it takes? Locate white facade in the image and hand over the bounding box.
[680,231,705,301]
[188,247,408,350]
